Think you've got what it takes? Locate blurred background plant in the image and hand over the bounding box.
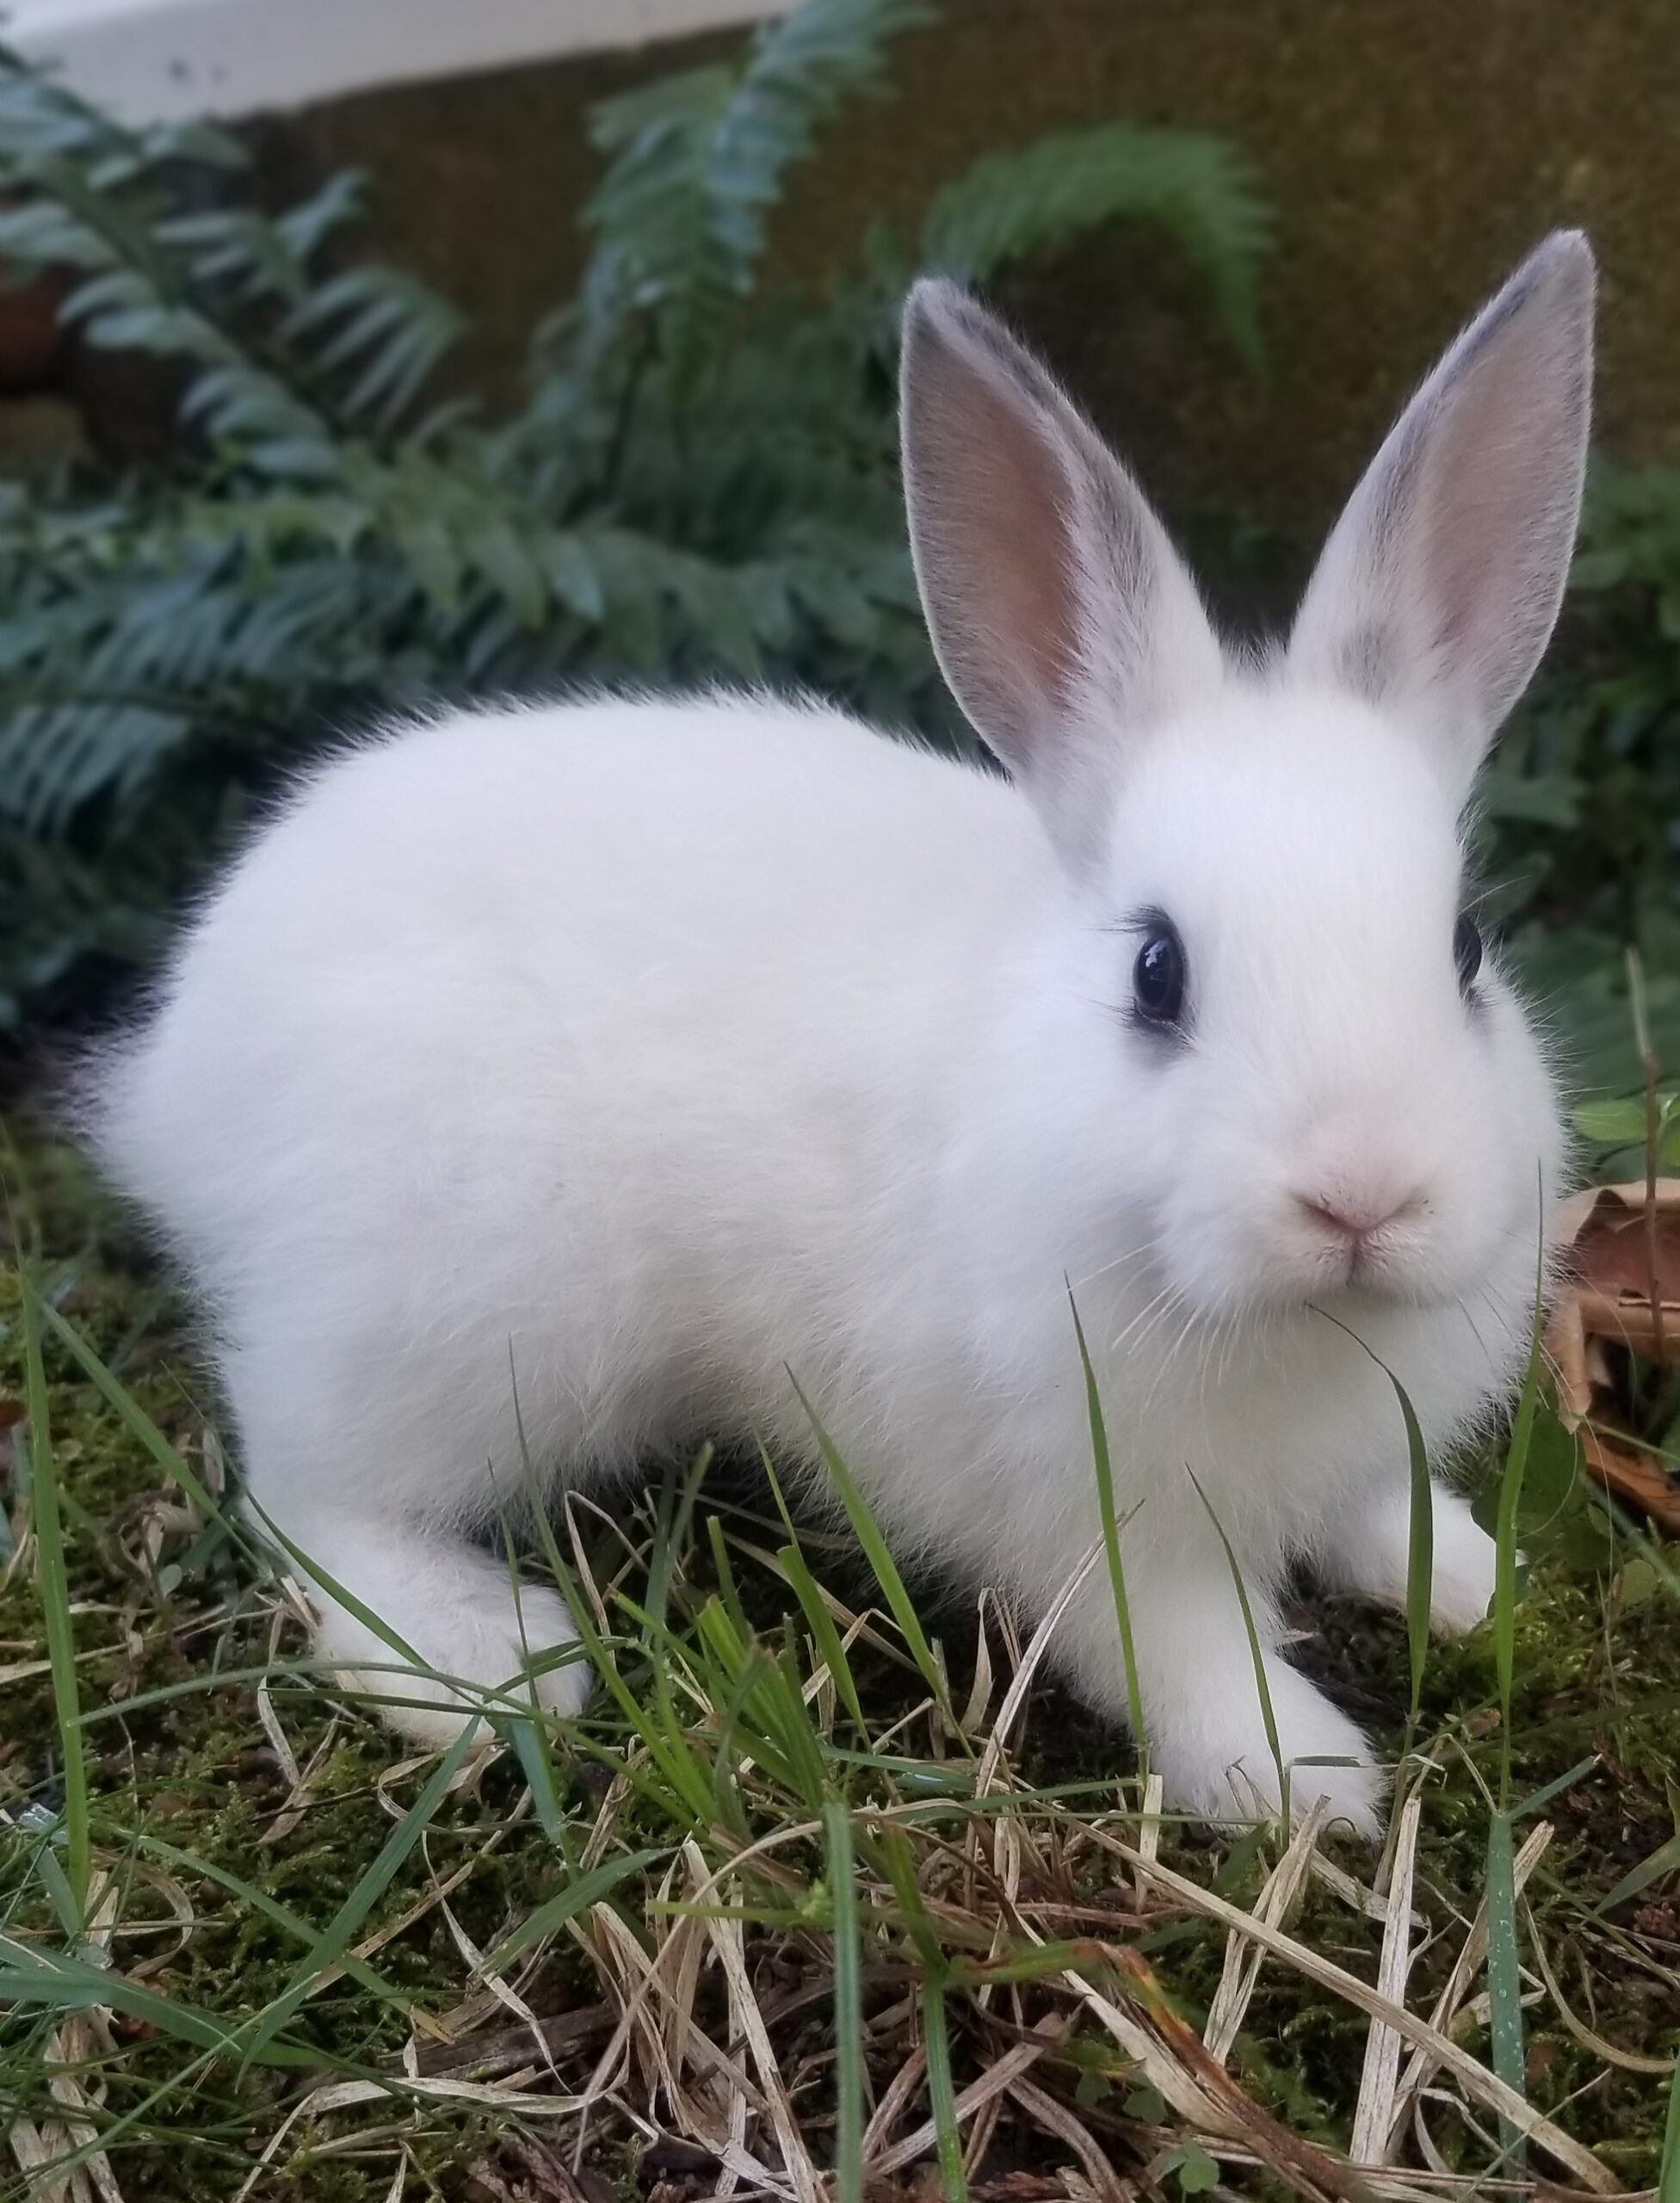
[0,0,1272,1027]
[0,0,1673,1098]
[1482,460,1680,1091]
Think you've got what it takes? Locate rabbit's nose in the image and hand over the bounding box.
[1293,1187,1424,1250]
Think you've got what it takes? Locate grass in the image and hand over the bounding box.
[2,1127,1678,2202]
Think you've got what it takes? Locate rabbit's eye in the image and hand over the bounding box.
[1133,918,1187,1028]
[1453,911,1484,995]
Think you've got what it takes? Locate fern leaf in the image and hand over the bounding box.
[282,268,465,429]
[921,124,1274,367]
[584,0,934,397]
[0,28,1288,1026]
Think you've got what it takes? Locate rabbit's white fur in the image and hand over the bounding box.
[90,234,1595,1836]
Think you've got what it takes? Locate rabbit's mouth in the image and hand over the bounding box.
[1284,1231,1451,1312]
[1289,1187,1430,1287]
[1161,1203,1470,1326]
[1124,1206,1455,1339]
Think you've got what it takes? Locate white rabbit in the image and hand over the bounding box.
[90,232,1593,1836]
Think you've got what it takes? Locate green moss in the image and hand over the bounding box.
[4,1116,1677,2194]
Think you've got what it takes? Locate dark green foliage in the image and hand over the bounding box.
[0,0,1273,1027]
[579,0,936,398]
[919,125,1272,367]
[0,0,1673,1098]
[1485,463,1680,1090]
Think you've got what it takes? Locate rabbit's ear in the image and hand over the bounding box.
[1288,231,1594,795]
[900,277,1223,869]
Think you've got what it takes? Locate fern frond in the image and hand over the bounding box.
[282,268,465,431]
[921,124,1274,367]
[0,24,1283,1025]
[0,47,460,457]
[583,0,934,396]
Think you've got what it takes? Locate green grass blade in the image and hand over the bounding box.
[688,1595,830,1812]
[691,1598,804,1800]
[923,1972,970,2202]
[871,1823,945,1973]
[642,1442,713,1641]
[757,1435,872,1736]
[1495,1213,1549,1804]
[484,1848,664,1975]
[19,1273,90,1917]
[778,1540,869,1737]
[240,1716,483,2059]
[1068,1288,1146,1780]
[1485,1809,1527,2175]
[507,1715,568,1848]
[510,1369,687,1786]
[788,1372,960,1738]
[756,1431,803,1546]
[1210,1822,1274,1897]
[627,1533,712,1810]
[34,1292,244,1543]
[1511,1753,1599,1823]
[946,1940,1110,1990]
[1186,1466,1286,1823]
[71,1660,405,1728]
[822,1799,864,2203]
[770,1630,833,1811]
[706,1509,748,1627]
[1592,1828,1680,1919]
[522,1486,715,1828]
[705,1655,766,1847]
[1306,1307,1433,1722]
[246,1496,425,1667]
[1660,2040,1680,2203]
[257,1503,566,1726]
[22,1830,83,1943]
[1398,1381,1434,1724]
[497,1522,569,1842]
[0,1938,311,2064]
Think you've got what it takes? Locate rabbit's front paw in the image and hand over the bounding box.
[1323,1478,1497,1638]
[1427,1498,1500,1635]
[1154,1662,1386,1839]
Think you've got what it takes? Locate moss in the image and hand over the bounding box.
[4,1116,1677,2194]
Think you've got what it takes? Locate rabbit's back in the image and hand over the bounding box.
[95,694,1049,1486]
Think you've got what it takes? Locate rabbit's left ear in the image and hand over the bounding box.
[900,277,1225,871]
[1288,231,1595,797]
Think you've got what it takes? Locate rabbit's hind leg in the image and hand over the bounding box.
[288,1504,590,1742]
[227,1340,592,1743]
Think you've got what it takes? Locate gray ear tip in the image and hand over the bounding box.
[1523,227,1597,309]
[1539,225,1594,266]
[906,272,970,312]
[902,274,978,349]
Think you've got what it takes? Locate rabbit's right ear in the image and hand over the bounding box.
[1287,232,1594,797]
[901,279,1223,870]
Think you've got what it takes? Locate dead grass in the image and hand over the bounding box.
[3,1127,1677,2203]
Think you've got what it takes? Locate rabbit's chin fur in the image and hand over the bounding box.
[86,238,1595,1838]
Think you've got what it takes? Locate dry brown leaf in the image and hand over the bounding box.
[1545,1177,1680,1533]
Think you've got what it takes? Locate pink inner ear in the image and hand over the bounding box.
[1288,235,1591,771]
[1420,360,1553,666]
[1383,264,1590,731]
[913,342,1083,728]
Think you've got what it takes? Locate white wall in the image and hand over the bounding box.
[9,0,788,124]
